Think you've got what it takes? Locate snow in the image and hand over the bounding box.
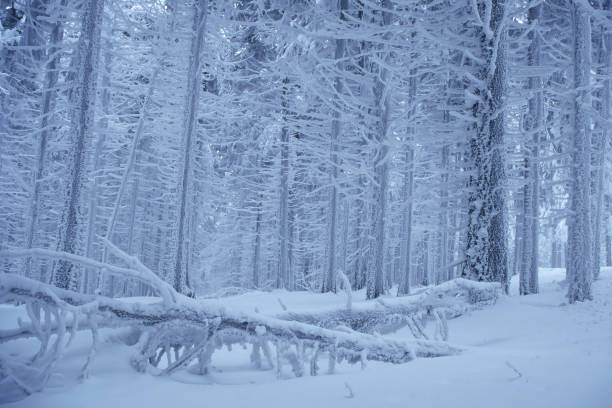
[2,267,612,408]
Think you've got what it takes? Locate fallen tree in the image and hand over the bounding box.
[277,278,500,338]
[0,246,497,400]
[0,249,463,399]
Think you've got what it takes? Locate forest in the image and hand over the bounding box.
[0,0,611,407]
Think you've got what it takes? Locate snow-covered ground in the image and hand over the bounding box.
[3,268,612,408]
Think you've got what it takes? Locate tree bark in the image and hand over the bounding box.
[566,1,593,303]
[592,0,611,280]
[173,0,208,294]
[367,0,393,299]
[463,0,509,294]
[323,0,348,293]
[54,0,105,290]
[24,0,68,279]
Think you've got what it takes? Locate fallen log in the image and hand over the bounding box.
[0,273,462,398]
[276,279,500,336]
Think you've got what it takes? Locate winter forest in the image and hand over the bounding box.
[0,0,611,406]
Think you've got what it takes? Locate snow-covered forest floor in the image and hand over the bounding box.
[2,267,612,408]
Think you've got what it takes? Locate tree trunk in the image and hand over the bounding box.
[277,79,290,289]
[367,0,393,300]
[439,144,450,282]
[24,0,67,279]
[462,0,509,294]
[566,1,593,303]
[592,0,611,280]
[398,147,415,295]
[606,195,611,266]
[252,198,262,288]
[526,2,542,294]
[173,0,208,294]
[54,0,105,290]
[323,0,348,293]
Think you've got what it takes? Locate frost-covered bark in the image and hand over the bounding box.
[367,0,393,300]
[53,0,105,290]
[463,0,509,293]
[606,195,612,267]
[397,61,418,295]
[252,197,263,288]
[24,0,67,279]
[398,146,415,296]
[282,278,500,335]
[439,144,450,282]
[173,0,208,294]
[566,1,593,303]
[592,0,611,280]
[83,43,112,295]
[323,0,348,294]
[519,2,542,295]
[277,79,290,290]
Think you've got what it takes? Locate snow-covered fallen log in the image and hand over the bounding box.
[0,273,462,397]
[276,279,500,337]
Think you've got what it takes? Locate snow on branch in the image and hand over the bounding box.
[277,278,499,336]
[0,273,463,397]
[0,247,177,304]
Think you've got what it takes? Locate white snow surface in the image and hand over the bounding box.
[2,267,612,408]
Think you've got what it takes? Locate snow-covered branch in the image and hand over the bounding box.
[0,273,463,394]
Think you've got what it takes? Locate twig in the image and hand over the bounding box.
[277,298,288,311]
[505,361,523,381]
[344,382,354,398]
